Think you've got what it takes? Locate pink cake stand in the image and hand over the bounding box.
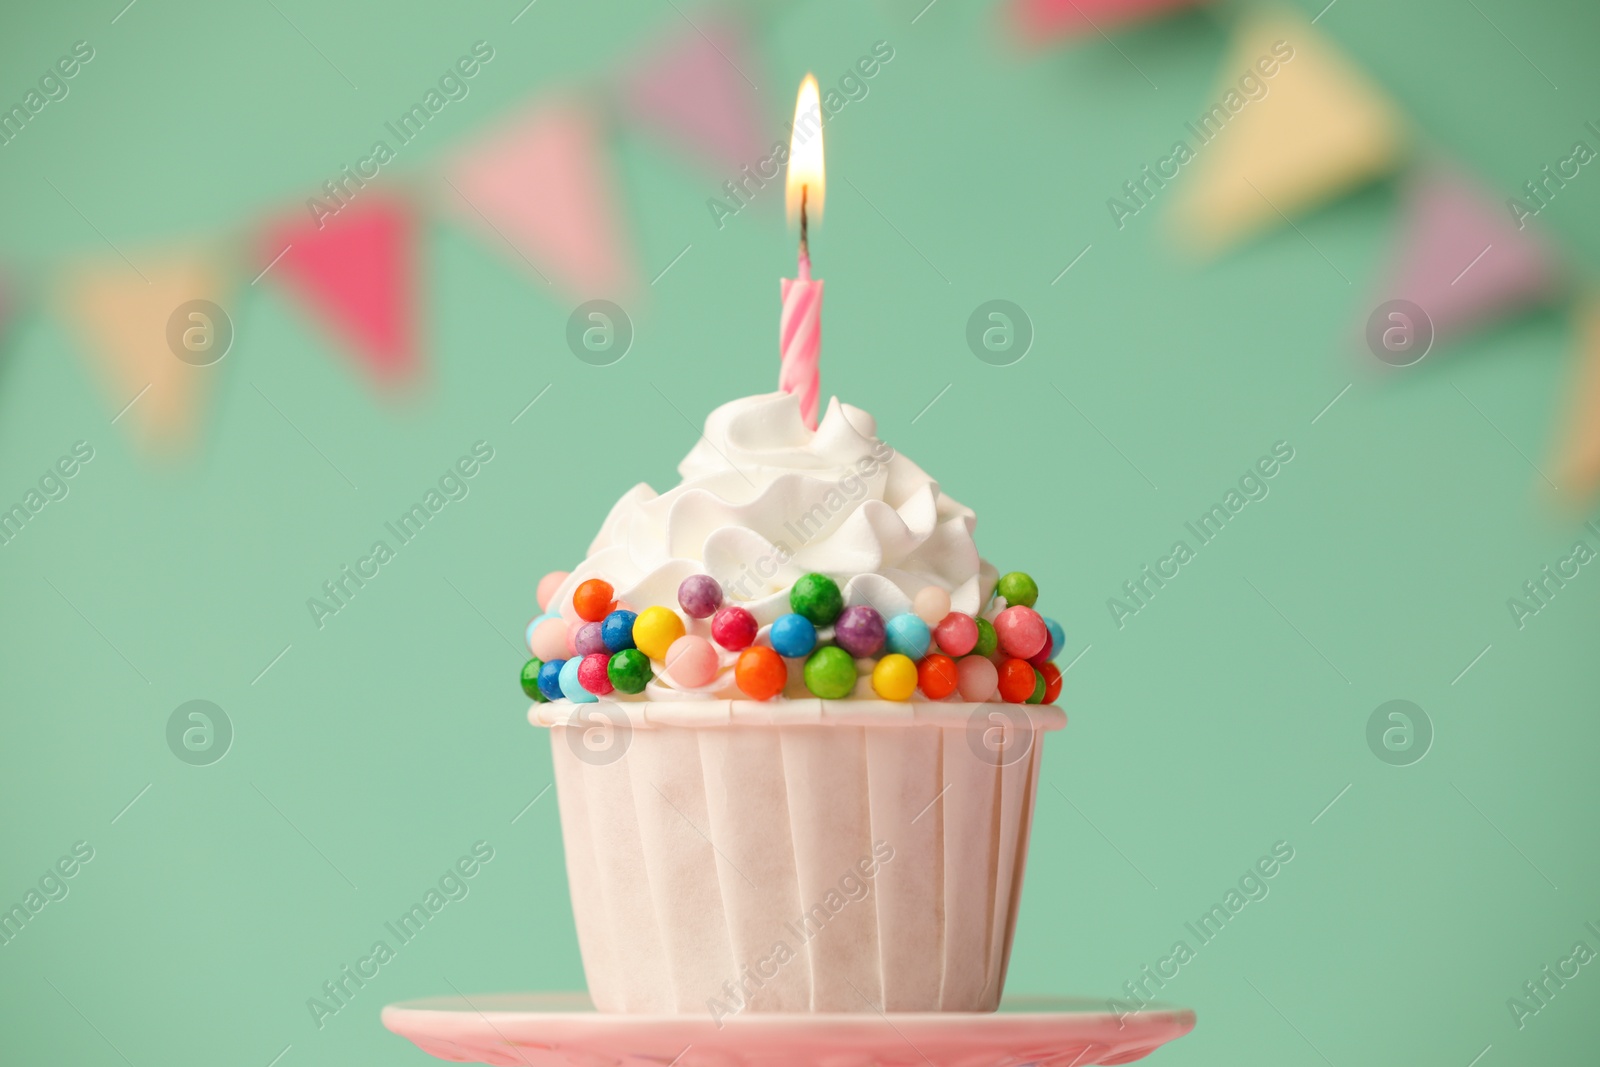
[382,993,1195,1067]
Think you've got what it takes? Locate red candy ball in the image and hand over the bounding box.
[577,652,615,696]
[917,654,959,700]
[933,612,978,657]
[1040,661,1063,704]
[735,646,787,700]
[994,606,1048,660]
[711,606,758,651]
[997,658,1037,704]
[573,579,617,622]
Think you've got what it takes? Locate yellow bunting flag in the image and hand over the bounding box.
[1170,9,1404,252]
[59,250,233,455]
[1551,296,1600,504]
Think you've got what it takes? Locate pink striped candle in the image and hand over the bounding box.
[780,252,822,430]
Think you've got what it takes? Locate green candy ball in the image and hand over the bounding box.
[608,648,653,694]
[1026,667,1046,704]
[973,617,999,658]
[790,573,844,626]
[521,658,547,702]
[997,571,1039,609]
[803,646,856,699]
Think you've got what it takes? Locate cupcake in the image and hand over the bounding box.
[520,392,1066,1015]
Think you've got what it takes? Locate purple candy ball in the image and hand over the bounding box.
[574,621,609,657]
[678,574,724,619]
[834,604,886,658]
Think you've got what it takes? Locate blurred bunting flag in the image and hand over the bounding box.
[1172,10,1403,251]
[59,251,230,454]
[1372,164,1561,344]
[617,17,766,172]
[260,195,419,387]
[443,102,634,300]
[1551,297,1600,501]
[1011,0,1203,42]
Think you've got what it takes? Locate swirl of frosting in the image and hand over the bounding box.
[551,392,997,697]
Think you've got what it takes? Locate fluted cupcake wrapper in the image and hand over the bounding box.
[546,702,1061,1015]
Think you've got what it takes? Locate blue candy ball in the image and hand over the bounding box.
[885,613,931,660]
[601,609,639,653]
[525,613,552,653]
[1043,616,1066,661]
[769,613,818,658]
[537,658,567,701]
[558,656,597,703]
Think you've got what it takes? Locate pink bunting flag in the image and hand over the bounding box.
[259,195,419,387]
[1372,165,1562,345]
[616,18,766,172]
[443,101,634,300]
[1011,0,1202,42]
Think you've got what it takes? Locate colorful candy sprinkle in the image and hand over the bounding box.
[536,571,569,613]
[973,616,999,658]
[573,578,617,622]
[917,653,959,700]
[885,613,931,660]
[601,610,638,653]
[607,648,653,694]
[1043,616,1065,661]
[525,614,550,655]
[1040,661,1063,704]
[711,606,758,651]
[574,621,608,658]
[677,575,724,619]
[872,653,918,701]
[537,658,567,701]
[804,646,856,699]
[559,656,598,703]
[530,618,571,662]
[912,586,952,626]
[1026,667,1046,704]
[632,606,686,661]
[834,604,886,658]
[996,572,1038,609]
[790,573,844,626]
[664,635,719,689]
[933,612,978,657]
[578,652,614,696]
[735,646,787,700]
[994,605,1048,660]
[769,613,818,658]
[521,658,547,701]
[997,658,1035,704]
[957,655,999,702]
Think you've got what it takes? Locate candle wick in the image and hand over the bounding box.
[799,184,809,261]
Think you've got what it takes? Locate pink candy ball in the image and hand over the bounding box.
[913,586,952,626]
[711,606,758,651]
[957,656,999,702]
[994,606,1047,660]
[577,652,614,696]
[663,635,719,689]
[530,618,571,661]
[536,570,569,613]
[933,612,978,657]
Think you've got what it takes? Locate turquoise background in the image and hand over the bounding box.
[2,0,1598,1063]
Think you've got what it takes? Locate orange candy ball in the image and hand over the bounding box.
[572,579,616,622]
[1040,661,1063,704]
[917,653,959,700]
[997,658,1037,704]
[735,646,788,701]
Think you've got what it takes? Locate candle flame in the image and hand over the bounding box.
[786,74,825,226]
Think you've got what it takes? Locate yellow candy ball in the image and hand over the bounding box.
[632,606,686,661]
[872,653,918,701]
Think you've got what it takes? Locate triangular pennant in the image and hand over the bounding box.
[1551,297,1600,502]
[260,195,419,386]
[1012,0,1202,42]
[59,250,231,454]
[1171,10,1403,251]
[616,18,766,172]
[443,101,634,299]
[1371,164,1561,344]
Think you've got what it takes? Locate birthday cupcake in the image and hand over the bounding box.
[520,391,1065,1015]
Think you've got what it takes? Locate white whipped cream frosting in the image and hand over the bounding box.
[552,392,998,697]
